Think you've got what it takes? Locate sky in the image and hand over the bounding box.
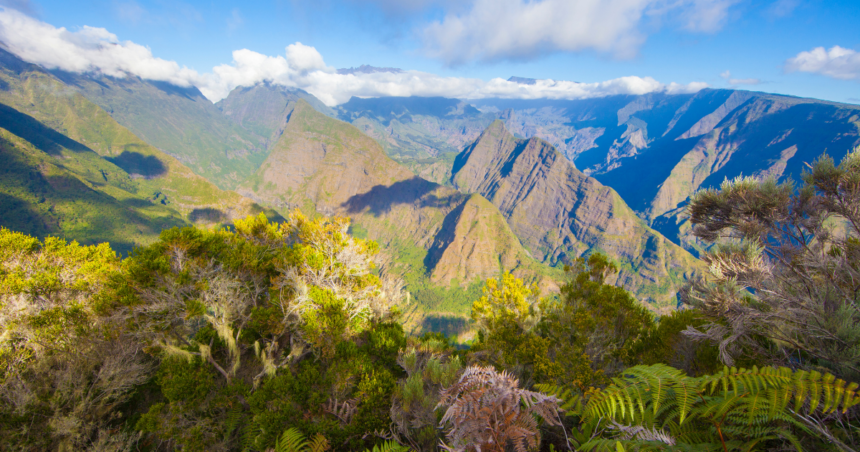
[0,0,858,106]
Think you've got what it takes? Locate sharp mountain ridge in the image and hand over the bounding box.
[452,120,699,308]
[0,49,277,253]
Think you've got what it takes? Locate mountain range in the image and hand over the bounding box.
[3,48,856,337]
[0,49,276,254]
[331,91,860,254]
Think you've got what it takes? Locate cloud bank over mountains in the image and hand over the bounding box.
[0,8,708,105]
[0,8,199,87]
[202,46,707,105]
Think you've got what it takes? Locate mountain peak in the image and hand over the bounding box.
[290,97,315,115]
[336,65,403,75]
[507,76,537,85]
[481,119,509,138]
[451,120,699,307]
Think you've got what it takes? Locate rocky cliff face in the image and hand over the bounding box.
[238,100,549,292]
[332,92,860,255]
[452,120,700,307]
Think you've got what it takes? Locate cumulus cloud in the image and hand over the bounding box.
[0,8,708,106]
[785,46,860,80]
[719,70,761,86]
[0,7,202,86]
[421,0,739,65]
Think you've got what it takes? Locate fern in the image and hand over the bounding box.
[269,428,330,452]
[534,383,583,416]
[567,364,859,452]
[437,366,562,452]
[272,428,308,452]
[307,434,331,452]
[363,440,411,452]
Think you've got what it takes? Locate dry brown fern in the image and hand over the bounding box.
[324,397,357,424]
[436,366,562,452]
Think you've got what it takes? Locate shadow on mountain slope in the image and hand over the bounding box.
[341,176,458,216]
[189,208,227,223]
[0,103,92,155]
[0,192,53,237]
[424,200,467,271]
[106,150,167,178]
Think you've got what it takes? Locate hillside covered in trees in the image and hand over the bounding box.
[3,149,860,451]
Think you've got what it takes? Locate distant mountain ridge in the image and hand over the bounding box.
[507,76,537,85]
[318,90,860,254]
[337,65,403,75]
[39,74,854,263]
[0,49,276,253]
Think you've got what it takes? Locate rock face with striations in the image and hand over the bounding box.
[452,120,700,307]
[238,100,550,290]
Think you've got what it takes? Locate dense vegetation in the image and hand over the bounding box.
[3,150,860,451]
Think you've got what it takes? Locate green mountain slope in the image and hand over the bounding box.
[0,125,185,254]
[452,120,700,309]
[238,100,557,336]
[0,49,276,252]
[50,71,267,189]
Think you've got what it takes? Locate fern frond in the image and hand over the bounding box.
[274,428,309,452]
[308,433,330,452]
[535,383,583,415]
[579,364,857,451]
[363,440,410,452]
[584,364,686,424]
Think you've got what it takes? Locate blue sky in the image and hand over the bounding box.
[1,0,858,105]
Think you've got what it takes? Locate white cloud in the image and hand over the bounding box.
[785,46,860,80]
[198,47,706,105]
[0,8,708,106]
[0,8,202,87]
[421,0,739,65]
[719,70,761,86]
